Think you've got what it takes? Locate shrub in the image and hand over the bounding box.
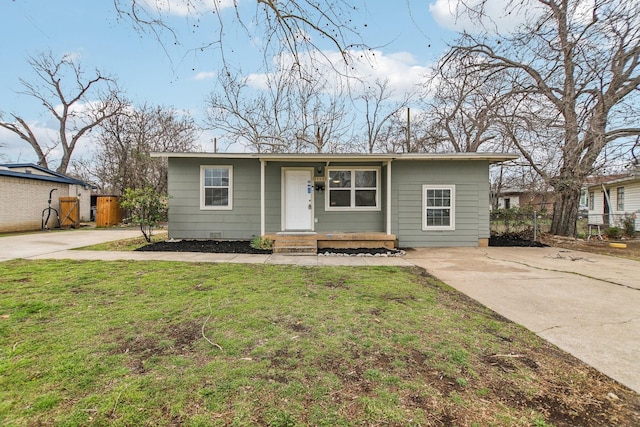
[250,236,273,250]
[621,215,637,238]
[120,187,168,242]
[605,226,622,240]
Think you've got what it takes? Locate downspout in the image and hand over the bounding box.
[602,184,612,225]
[260,159,266,236]
[386,160,393,235]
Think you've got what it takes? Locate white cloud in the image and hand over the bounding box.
[139,0,235,17]
[0,120,59,165]
[193,71,217,80]
[61,51,83,63]
[245,49,432,100]
[429,0,541,34]
[1,102,107,168]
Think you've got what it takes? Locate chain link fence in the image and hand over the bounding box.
[490,208,551,242]
[490,209,638,242]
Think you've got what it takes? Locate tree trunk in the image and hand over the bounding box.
[550,185,581,236]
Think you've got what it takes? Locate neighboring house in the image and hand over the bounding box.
[496,188,555,212]
[153,152,517,251]
[0,163,92,232]
[584,168,640,231]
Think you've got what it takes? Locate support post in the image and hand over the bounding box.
[386,160,392,235]
[260,159,266,236]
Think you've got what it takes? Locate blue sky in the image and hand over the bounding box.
[0,0,484,164]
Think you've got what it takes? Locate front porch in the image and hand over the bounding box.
[264,232,397,254]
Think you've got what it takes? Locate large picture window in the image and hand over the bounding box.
[423,185,455,230]
[200,165,233,210]
[326,168,379,210]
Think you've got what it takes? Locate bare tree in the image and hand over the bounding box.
[292,71,354,153]
[88,104,200,194]
[113,0,367,68]
[205,66,295,153]
[427,54,510,153]
[448,0,640,236]
[205,64,354,153]
[0,51,125,173]
[356,79,411,153]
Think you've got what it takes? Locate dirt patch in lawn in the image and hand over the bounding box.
[542,235,640,261]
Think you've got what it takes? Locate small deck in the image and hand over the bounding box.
[264,232,397,255]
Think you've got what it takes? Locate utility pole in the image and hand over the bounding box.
[407,108,411,151]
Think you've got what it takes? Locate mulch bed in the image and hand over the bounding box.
[135,240,271,254]
[136,240,403,255]
[136,232,546,254]
[490,231,548,247]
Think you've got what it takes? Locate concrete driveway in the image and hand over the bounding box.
[405,246,640,394]
[1,228,142,261]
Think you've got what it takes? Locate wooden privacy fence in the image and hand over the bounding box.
[96,196,122,227]
[59,197,79,228]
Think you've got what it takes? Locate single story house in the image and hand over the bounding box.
[494,187,555,212]
[0,163,92,232]
[584,167,640,231]
[153,152,518,252]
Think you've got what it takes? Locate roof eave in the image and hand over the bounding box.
[151,152,519,164]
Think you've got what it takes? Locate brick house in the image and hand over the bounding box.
[0,164,92,232]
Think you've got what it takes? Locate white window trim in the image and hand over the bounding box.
[617,187,625,211]
[200,165,233,210]
[422,185,456,231]
[325,166,381,211]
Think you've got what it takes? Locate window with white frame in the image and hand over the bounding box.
[617,187,625,210]
[423,185,455,230]
[200,165,233,210]
[589,191,595,210]
[326,168,379,210]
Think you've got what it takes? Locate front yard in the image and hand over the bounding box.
[1,260,638,426]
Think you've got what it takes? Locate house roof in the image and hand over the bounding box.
[584,169,640,189]
[151,152,519,164]
[0,163,90,187]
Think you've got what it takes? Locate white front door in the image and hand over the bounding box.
[283,169,313,231]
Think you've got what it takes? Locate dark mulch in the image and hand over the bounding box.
[136,232,546,254]
[490,232,548,247]
[136,239,402,255]
[135,240,271,254]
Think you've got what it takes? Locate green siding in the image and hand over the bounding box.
[167,157,491,246]
[168,158,261,239]
[391,160,490,247]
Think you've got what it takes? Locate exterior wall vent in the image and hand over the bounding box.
[209,232,223,239]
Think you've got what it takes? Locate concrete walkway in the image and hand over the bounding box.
[2,229,639,393]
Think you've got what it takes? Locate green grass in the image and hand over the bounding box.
[0,260,636,426]
[77,231,168,251]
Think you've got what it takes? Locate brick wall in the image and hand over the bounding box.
[0,176,71,232]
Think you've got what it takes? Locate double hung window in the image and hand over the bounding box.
[200,165,232,210]
[423,185,455,230]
